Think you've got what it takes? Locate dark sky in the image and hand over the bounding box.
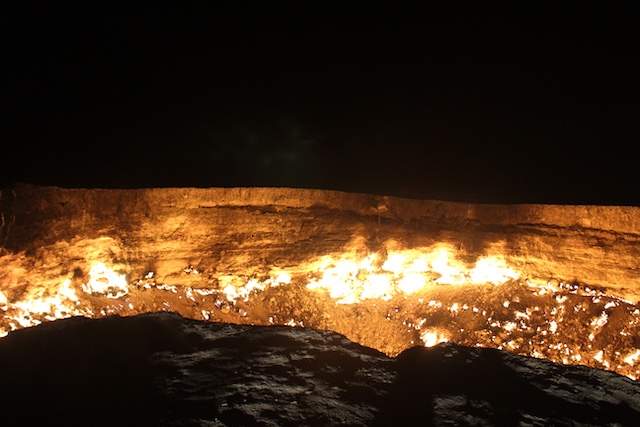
[2,1,639,205]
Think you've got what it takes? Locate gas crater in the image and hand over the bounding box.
[1,184,639,380]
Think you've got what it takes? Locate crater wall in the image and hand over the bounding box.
[1,184,640,302]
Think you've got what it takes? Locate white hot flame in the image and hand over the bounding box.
[421,330,450,347]
[624,349,640,366]
[81,262,129,299]
[305,243,520,304]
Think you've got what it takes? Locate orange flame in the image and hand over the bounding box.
[305,243,519,304]
[0,239,639,381]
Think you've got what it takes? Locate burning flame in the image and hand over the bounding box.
[305,244,519,304]
[1,239,639,381]
[2,279,84,335]
[421,329,450,347]
[81,262,129,299]
[0,261,130,335]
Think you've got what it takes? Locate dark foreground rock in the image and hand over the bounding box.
[0,313,638,426]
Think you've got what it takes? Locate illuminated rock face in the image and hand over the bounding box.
[2,184,640,299]
[1,184,640,379]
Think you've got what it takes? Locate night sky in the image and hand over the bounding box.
[3,2,639,205]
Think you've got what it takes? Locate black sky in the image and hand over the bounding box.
[2,1,639,205]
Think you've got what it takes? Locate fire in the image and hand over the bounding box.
[1,239,639,381]
[2,278,87,335]
[81,262,129,299]
[221,271,292,303]
[305,243,519,303]
[421,329,450,347]
[306,253,389,304]
[625,350,640,366]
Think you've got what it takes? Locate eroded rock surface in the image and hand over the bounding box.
[2,184,640,301]
[0,313,638,426]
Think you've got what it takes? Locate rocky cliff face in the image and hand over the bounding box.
[0,312,638,426]
[2,184,639,301]
[1,184,639,380]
